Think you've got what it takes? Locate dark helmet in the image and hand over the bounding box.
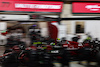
[13,45,21,52]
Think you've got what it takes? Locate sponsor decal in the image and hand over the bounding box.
[85,5,100,11]
[15,3,61,9]
[0,1,63,12]
[72,2,100,13]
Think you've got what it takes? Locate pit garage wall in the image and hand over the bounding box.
[61,3,100,41]
[70,20,100,42]
[85,20,100,39]
[71,16,100,40]
[61,4,72,34]
[38,22,49,37]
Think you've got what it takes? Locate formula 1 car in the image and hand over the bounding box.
[1,45,53,67]
[62,40,100,64]
[1,43,70,67]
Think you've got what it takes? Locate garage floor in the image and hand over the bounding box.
[54,61,97,67]
[0,46,97,67]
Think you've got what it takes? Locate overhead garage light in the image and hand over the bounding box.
[41,15,59,18]
[0,14,30,21]
[20,22,35,24]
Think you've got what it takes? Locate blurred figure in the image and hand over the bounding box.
[43,36,54,44]
[28,25,41,45]
[78,43,91,66]
[61,37,66,44]
[10,29,18,37]
[96,50,100,67]
[83,35,92,44]
[92,38,100,49]
[60,46,70,67]
[16,28,24,39]
[56,38,62,46]
[93,38,99,44]
[86,32,92,39]
[98,41,100,50]
[72,35,81,42]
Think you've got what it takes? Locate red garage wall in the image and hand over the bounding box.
[48,21,58,43]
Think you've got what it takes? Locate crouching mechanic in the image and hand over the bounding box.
[61,45,70,67]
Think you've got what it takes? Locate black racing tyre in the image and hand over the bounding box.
[2,53,19,67]
[18,50,39,67]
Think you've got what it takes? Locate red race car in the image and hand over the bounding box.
[62,40,83,50]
